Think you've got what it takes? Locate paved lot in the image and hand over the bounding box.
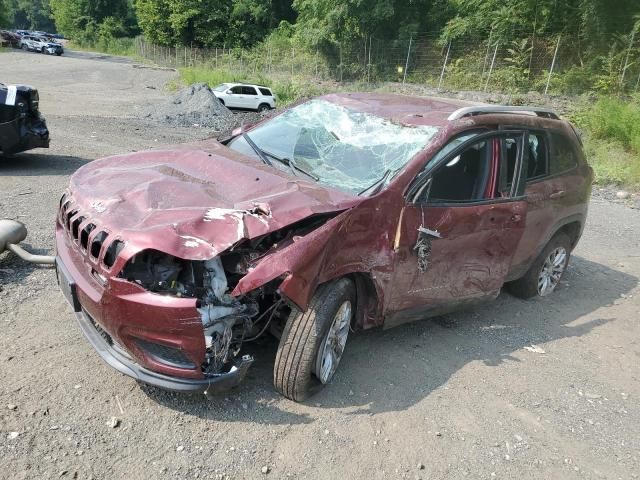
[1,49,639,480]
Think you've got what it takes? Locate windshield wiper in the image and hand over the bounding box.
[240,123,272,166]
[262,149,319,181]
[359,169,395,196]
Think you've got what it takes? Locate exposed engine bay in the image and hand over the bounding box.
[118,214,334,376]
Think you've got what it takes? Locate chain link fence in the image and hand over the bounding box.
[134,28,640,95]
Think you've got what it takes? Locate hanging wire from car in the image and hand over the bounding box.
[243,299,284,342]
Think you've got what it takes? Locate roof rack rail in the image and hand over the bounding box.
[448,105,560,121]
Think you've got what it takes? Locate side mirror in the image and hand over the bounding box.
[226,89,233,95]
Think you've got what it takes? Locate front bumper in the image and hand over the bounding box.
[73,306,253,394]
[55,237,253,394]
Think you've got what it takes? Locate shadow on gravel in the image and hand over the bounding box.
[139,255,637,424]
[0,152,90,176]
[0,246,54,288]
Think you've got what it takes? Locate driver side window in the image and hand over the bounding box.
[412,132,523,204]
[429,139,492,203]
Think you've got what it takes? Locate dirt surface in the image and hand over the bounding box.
[1,49,640,480]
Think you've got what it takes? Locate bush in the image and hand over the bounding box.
[572,96,640,188]
[579,97,640,153]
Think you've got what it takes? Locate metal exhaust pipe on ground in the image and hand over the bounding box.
[0,219,55,265]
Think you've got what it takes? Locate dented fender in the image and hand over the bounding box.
[231,212,350,310]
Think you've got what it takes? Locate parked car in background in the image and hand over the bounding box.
[0,83,50,155]
[18,35,63,55]
[0,30,21,48]
[43,41,64,56]
[55,93,592,401]
[19,35,48,52]
[212,83,276,112]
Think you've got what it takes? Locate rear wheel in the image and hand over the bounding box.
[273,278,355,401]
[507,233,571,299]
[258,103,271,112]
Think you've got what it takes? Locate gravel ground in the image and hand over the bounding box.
[1,49,640,480]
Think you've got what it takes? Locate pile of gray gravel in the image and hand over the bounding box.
[144,83,235,131]
[144,83,273,138]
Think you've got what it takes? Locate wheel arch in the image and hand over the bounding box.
[508,214,584,282]
[347,272,383,330]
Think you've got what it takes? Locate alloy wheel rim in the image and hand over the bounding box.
[537,247,567,296]
[316,300,351,384]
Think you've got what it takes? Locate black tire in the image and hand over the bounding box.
[258,103,271,112]
[507,233,572,299]
[21,44,28,51]
[274,278,355,401]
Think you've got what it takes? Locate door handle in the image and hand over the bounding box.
[418,226,442,238]
[550,190,566,199]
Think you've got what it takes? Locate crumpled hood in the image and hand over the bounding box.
[69,139,359,260]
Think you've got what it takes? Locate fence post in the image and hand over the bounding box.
[528,5,539,80]
[402,35,413,85]
[367,36,372,83]
[482,26,494,76]
[484,42,499,92]
[339,43,343,82]
[438,40,452,90]
[620,28,636,88]
[544,35,561,95]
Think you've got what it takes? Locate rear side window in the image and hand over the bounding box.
[242,86,257,95]
[259,88,272,96]
[526,133,548,180]
[550,132,578,174]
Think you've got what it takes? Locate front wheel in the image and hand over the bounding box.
[273,278,355,401]
[21,44,28,51]
[507,233,571,299]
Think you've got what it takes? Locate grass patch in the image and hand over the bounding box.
[572,96,640,189]
[68,37,138,58]
[582,135,640,188]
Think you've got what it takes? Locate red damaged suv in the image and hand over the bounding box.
[56,93,592,401]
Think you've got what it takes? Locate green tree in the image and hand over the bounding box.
[6,0,56,31]
[291,0,444,48]
[0,0,9,28]
[135,0,232,46]
[50,0,133,41]
[135,0,294,47]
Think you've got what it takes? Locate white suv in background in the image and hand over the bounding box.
[212,83,276,112]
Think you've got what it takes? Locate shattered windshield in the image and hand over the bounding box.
[228,99,439,195]
[213,84,229,92]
